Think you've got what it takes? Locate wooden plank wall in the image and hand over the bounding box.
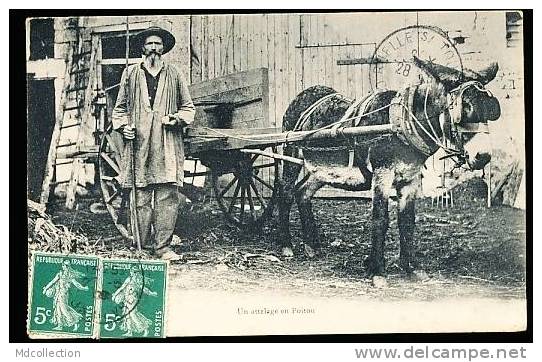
[190,13,377,128]
[191,14,303,128]
[298,14,375,103]
[190,13,378,198]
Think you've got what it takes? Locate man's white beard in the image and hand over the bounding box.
[146,53,161,66]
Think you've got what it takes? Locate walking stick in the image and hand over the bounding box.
[125,17,142,251]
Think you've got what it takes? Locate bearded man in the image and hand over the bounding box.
[112,25,195,261]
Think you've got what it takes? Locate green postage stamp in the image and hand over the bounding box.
[28,253,168,339]
[99,259,168,338]
[28,252,100,338]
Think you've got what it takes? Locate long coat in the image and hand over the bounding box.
[112,62,195,188]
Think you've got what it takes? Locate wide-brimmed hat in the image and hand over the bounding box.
[135,25,176,54]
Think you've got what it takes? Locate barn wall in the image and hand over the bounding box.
[191,12,524,203]
[191,14,300,128]
[42,13,518,138]
[190,13,420,127]
[189,11,520,133]
[28,12,525,205]
[191,12,510,126]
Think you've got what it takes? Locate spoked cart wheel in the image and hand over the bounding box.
[207,146,280,230]
[98,124,131,240]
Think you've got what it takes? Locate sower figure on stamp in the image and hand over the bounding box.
[42,259,89,332]
[112,24,195,261]
[112,266,157,337]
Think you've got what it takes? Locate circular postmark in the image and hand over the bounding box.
[368,25,464,92]
[98,257,148,326]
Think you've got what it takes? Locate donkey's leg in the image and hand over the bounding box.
[396,180,429,281]
[356,165,373,191]
[295,174,325,258]
[356,148,373,191]
[277,145,303,257]
[366,168,394,287]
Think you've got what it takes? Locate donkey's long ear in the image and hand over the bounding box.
[412,56,440,83]
[413,56,463,90]
[477,62,499,85]
[461,62,499,84]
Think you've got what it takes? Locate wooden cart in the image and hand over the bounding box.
[98,68,394,240]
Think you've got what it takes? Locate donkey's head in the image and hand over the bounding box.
[413,57,501,170]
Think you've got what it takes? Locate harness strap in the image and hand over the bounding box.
[334,92,379,167]
[293,92,340,131]
[448,80,493,125]
[391,86,437,156]
[337,92,377,128]
[348,149,355,168]
[447,92,462,125]
[294,91,373,168]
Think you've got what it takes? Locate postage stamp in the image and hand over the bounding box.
[28,252,100,338]
[99,259,168,338]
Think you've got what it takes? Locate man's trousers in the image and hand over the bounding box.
[135,183,180,254]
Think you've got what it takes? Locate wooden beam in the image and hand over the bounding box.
[185,138,229,155]
[337,57,400,66]
[56,145,99,159]
[91,21,151,34]
[240,149,304,165]
[184,124,395,154]
[267,123,395,143]
[185,127,282,138]
[295,42,375,49]
[193,84,264,105]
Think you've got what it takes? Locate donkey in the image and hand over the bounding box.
[277,57,501,286]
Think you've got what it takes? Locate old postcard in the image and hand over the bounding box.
[26,11,527,338]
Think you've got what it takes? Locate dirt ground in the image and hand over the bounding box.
[44,177,527,302]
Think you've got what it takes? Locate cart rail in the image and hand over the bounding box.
[184,124,396,155]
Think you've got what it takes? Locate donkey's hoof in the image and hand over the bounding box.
[281,247,294,257]
[372,276,388,288]
[303,244,317,258]
[410,270,429,282]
